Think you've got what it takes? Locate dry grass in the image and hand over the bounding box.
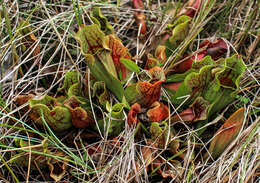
[0,0,259,182]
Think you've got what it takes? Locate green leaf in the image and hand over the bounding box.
[192,56,216,69]
[166,69,196,82]
[0,95,10,113]
[120,58,140,73]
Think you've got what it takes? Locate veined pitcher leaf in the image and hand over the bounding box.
[75,25,124,100]
[29,95,72,132]
[150,121,170,149]
[64,96,94,128]
[75,24,117,79]
[132,0,146,34]
[155,45,167,63]
[145,54,160,69]
[215,54,246,89]
[125,80,163,107]
[125,66,165,107]
[75,24,105,55]
[11,139,49,169]
[47,152,69,182]
[148,66,166,81]
[170,54,245,122]
[90,7,113,35]
[92,81,110,107]
[103,34,133,79]
[67,83,81,97]
[58,71,81,95]
[84,54,124,101]
[127,103,141,127]
[165,15,191,57]
[184,65,217,103]
[171,96,210,123]
[150,121,179,153]
[176,63,224,105]
[147,102,169,122]
[96,103,125,137]
[207,108,245,159]
[166,56,215,82]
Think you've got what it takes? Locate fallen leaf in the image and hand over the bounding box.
[206,108,245,159]
[141,140,156,171]
[47,152,69,182]
[14,94,35,111]
[152,158,182,179]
